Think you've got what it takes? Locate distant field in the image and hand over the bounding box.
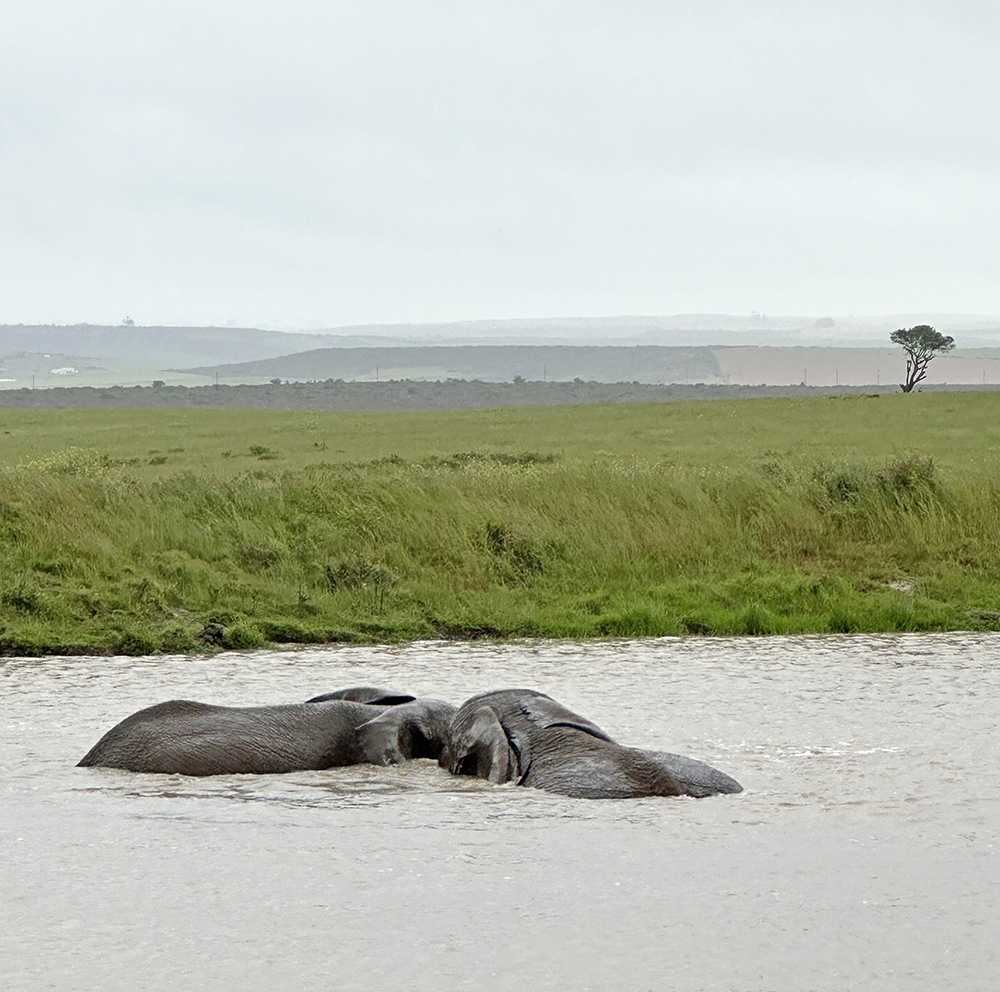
[3,392,1000,653]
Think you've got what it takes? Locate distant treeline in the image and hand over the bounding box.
[3,379,999,411]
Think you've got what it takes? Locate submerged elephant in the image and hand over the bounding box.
[439,688,742,799]
[77,686,456,775]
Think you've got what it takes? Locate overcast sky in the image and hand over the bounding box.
[2,1,998,330]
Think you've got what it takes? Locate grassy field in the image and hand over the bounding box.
[2,391,1000,653]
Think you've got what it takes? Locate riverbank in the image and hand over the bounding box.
[2,393,1000,653]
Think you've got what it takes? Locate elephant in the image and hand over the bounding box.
[77,687,456,775]
[439,688,742,799]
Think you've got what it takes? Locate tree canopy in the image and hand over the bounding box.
[890,324,955,392]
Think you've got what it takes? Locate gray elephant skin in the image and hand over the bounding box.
[439,688,742,799]
[78,686,456,775]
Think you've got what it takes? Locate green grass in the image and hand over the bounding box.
[3,392,1000,653]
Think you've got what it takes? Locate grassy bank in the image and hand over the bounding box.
[2,393,1000,653]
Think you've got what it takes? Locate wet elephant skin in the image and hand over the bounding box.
[77,688,456,775]
[439,688,742,799]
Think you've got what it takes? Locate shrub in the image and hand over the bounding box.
[324,557,394,590]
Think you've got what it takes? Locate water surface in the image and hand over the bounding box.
[3,635,998,991]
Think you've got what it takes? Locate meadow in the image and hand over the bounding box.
[2,391,1000,653]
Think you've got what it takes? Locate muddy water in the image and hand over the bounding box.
[2,635,998,991]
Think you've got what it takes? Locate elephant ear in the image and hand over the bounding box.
[305,687,417,706]
[447,705,524,784]
[522,695,614,743]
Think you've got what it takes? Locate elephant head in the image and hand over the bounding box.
[440,688,742,799]
[440,688,612,784]
[356,697,457,765]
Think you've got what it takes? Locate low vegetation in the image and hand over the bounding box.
[2,393,1000,653]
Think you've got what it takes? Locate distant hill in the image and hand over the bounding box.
[303,312,1000,347]
[5,317,1000,390]
[0,324,409,367]
[6,312,1000,366]
[180,345,722,384]
[182,343,1000,388]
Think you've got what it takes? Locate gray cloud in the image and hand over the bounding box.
[2,1,998,328]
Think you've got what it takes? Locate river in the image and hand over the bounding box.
[2,634,998,991]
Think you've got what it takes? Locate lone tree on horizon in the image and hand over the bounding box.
[890,324,955,392]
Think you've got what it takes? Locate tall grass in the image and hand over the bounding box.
[3,435,1000,652]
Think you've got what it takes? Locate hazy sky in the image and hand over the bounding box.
[2,1,998,329]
